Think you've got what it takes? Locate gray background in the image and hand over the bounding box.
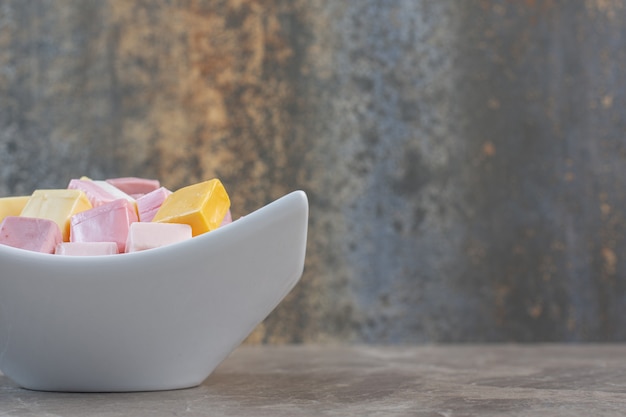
[1,0,625,343]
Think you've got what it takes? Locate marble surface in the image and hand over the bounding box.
[2,344,626,416]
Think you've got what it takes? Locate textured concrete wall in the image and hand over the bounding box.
[2,0,626,343]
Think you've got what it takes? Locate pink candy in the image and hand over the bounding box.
[136,187,173,222]
[0,216,62,253]
[1,176,233,256]
[125,222,192,253]
[55,242,119,256]
[106,177,160,195]
[70,199,138,253]
[68,179,117,208]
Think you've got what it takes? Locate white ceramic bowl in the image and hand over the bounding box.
[0,190,308,392]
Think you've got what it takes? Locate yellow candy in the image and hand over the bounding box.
[152,179,230,236]
[0,196,30,223]
[21,189,92,241]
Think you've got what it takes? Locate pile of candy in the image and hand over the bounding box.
[0,177,232,255]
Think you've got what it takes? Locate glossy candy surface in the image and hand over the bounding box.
[0,196,29,223]
[70,199,139,252]
[125,222,192,252]
[136,187,172,222]
[20,189,92,241]
[152,179,230,236]
[0,216,62,253]
[105,177,160,195]
[55,242,119,256]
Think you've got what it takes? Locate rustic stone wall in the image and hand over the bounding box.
[2,0,626,343]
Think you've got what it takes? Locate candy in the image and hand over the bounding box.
[68,178,138,213]
[93,181,137,209]
[125,222,192,253]
[20,189,92,241]
[136,187,172,222]
[68,179,117,208]
[70,199,138,252]
[0,216,62,253]
[55,242,119,256]
[105,177,160,195]
[0,196,30,223]
[152,179,230,236]
[0,177,232,255]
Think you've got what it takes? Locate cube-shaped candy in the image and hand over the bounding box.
[93,180,136,203]
[0,216,62,253]
[20,189,92,241]
[93,181,137,213]
[125,222,192,253]
[136,187,172,222]
[70,199,138,252]
[55,242,119,256]
[0,196,30,223]
[68,179,118,208]
[152,179,230,236]
[106,177,160,195]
